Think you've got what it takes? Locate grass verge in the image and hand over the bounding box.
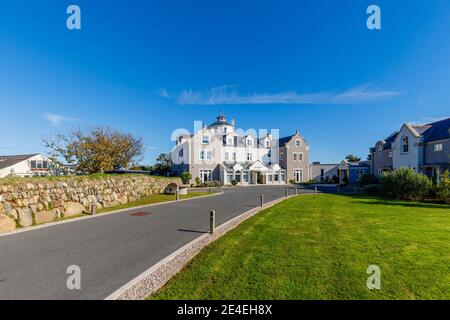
[149,194,450,300]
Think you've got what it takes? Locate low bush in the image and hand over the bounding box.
[231,179,238,186]
[289,179,296,184]
[200,180,221,188]
[434,170,450,204]
[380,168,432,201]
[195,177,201,186]
[180,172,192,184]
[362,184,379,194]
[359,174,379,186]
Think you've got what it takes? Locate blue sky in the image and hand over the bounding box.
[0,0,449,164]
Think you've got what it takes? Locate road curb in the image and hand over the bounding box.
[105,192,320,300]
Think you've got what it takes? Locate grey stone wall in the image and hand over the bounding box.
[0,175,181,233]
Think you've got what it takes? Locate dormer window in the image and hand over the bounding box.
[265,140,270,148]
[295,139,301,147]
[227,137,234,145]
[402,136,409,153]
[377,145,382,156]
[202,135,209,144]
[223,127,227,134]
[246,138,253,146]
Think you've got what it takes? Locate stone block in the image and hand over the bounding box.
[0,214,16,234]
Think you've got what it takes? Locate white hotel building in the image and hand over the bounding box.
[171,114,310,185]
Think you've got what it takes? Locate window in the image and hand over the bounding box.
[227,137,234,145]
[378,169,382,178]
[377,145,382,156]
[246,138,253,146]
[223,127,227,134]
[320,169,325,178]
[199,170,212,183]
[265,140,270,148]
[199,150,212,161]
[31,160,48,170]
[232,152,236,161]
[388,151,393,158]
[247,153,253,161]
[434,144,443,152]
[202,135,209,144]
[280,152,284,161]
[299,153,303,161]
[295,139,301,147]
[242,171,249,183]
[178,148,183,157]
[402,136,409,153]
[268,173,273,182]
[293,152,298,161]
[225,152,229,161]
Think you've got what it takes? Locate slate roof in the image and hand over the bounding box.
[383,131,399,150]
[0,154,38,170]
[420,118,450,143]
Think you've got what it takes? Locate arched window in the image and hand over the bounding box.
[402,136,409,153]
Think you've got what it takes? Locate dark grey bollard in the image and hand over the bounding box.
[337,185,340,193]
[210,210,216,234]
[285,189,289,198]
[315,186,318,194]
[260,194,264,207]
[176,190,180,201]
[90,204,97,215]
[295,187,298,195]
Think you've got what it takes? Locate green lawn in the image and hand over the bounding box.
[150,194,450,300]
[97,191,213,214]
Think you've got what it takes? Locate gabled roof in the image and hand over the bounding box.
[279,131,307,147]
[383,131,398,150]
[421,118,450,143]
[0,154,39,170]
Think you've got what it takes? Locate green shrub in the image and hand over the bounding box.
[231,179,238,186]
[359,174,379,186]
[435,170,450,204]
[195,177,201,186]
[362,184,379,194]
[200,180,221,188]
[380,168,432,201]
[180,172,192,184]
[289,179,296,184]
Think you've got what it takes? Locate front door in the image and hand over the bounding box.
[294,169,302,183]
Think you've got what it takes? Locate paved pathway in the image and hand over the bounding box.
[0,185,314,299]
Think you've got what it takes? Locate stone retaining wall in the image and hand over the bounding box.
[0,175,181,233]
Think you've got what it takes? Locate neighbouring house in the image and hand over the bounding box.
[0,154,55,178]
[370,131,398,178]
[337,160,371,185]
[371,117,450,179]
[171,113,310,185]
[309,162,338,183]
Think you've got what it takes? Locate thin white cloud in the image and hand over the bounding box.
[44,113,76,126]
[157,88,170,99]
[144,145,158,150]
[174,84,403,105]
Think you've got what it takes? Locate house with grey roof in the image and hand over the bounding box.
[370,131,398,178]
[370,117,450,179]
[0,154,54,178]
[171,113,309,185]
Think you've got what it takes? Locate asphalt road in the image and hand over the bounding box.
[0,185,315,300]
